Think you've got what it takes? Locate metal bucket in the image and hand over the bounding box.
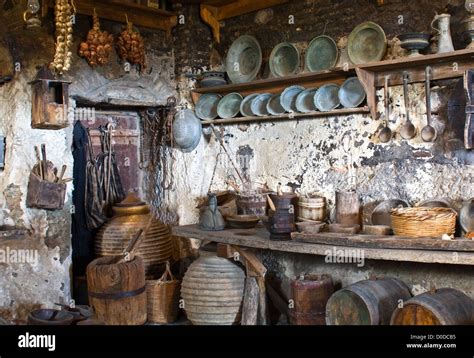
[269,42,300,78]
[173,109,202,152]
[314,84,340,112]
[250,93,272,116]
[305,35,339,72]
[281,85,305,112]
[225,35,262,84]
[295,88,318,113]
[240,94,259,117]
[338,77,366,108]
[217,92,243,118]
[195,93,221,120]
[267,94,286,115]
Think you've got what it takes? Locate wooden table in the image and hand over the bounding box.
[172,225,474,266]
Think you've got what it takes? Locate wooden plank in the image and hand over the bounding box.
[241,277,259,325]
[200,107,370,126]
[193,67,356,97]
[355,68,377,119]
[292,232,474,252]
[213,0,288,20]
[48,0,177,32]
[172,225,474,265]
[256,276,268,325]
[357,49,474,72]
[231,246,267,277]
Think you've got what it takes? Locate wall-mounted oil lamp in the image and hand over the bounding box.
[29,66,71,129]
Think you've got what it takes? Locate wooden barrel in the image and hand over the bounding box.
[297,196,326,222]
[235,191,268,216]
[391,288,474,325]
[269,193,297,210]
[289,274,334,325]
[335,191,361,226]
[268,209,295,241]
[326,278,411,325]
[87,255,147,325]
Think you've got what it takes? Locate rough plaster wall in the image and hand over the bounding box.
[0,23,73,323]
[0,5,176,322]
[168,0,474,296]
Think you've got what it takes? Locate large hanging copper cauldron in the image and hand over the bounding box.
[94,194,173,275]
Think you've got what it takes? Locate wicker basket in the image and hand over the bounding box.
[391,207,457,238]
[146,262,181,324]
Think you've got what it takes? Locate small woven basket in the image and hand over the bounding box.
[391,207,457,238]
[146,261,181,324]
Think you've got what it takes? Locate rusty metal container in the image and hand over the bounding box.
[181,250,245,325]
[289,274,334,325]
[335,190,361,225]
[391,288,474,325]
[326,278,411,325]
[94,194,173,275]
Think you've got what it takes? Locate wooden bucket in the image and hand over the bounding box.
[87,255,147,325]
[326,278,411,325]
[146,262,181,324]
[335,191,361,226]
[391,288,474,325]
[297,196,326,222]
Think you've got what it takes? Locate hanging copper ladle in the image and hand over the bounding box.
[421,66,437,142]
[400,71,417,140]
[379,75,392,143]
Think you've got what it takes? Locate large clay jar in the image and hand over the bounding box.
[181,250,245,325]
[94,194,173,275]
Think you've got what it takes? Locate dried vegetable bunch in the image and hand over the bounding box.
[78,10,114,67]
[50,0,75,74]
[116,17,146,69]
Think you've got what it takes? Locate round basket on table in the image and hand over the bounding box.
[390,207,457,238]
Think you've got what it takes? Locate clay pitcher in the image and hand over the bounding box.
[431,13,455,53]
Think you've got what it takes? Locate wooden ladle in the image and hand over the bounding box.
[421,66,437,142]
[400,71,417,140]
[379,75,392,143]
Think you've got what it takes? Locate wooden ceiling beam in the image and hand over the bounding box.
[47,0,177,33]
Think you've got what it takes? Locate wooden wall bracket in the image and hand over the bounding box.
[200,0,288,43]
[356,49,474,120]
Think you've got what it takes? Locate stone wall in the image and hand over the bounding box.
[0,2,175,323]
[168,0,474,298]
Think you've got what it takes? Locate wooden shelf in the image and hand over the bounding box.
[201,106,370,125]
[199,0,288,43]
[172,225,474,266]
[356,49,474,119]
[191,66,356,104]
[47,0,177,32]
[192,49,474,124]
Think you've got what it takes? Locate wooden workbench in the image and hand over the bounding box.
[172,225,474,266]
